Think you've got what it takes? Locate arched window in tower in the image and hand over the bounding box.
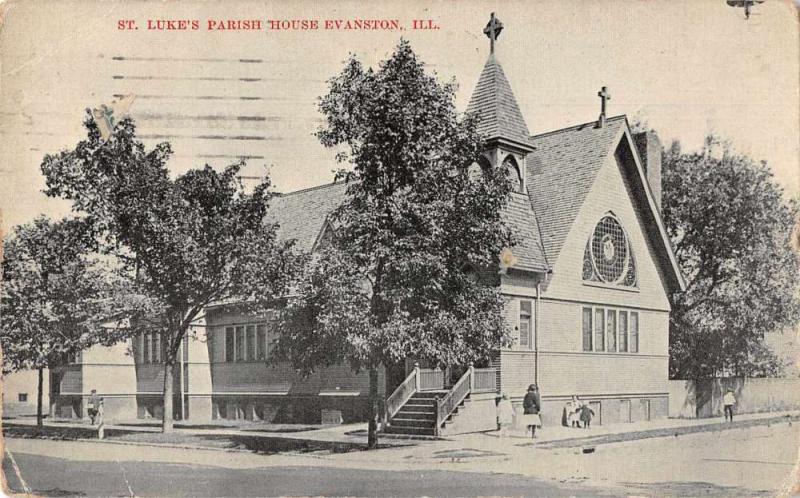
[502,156,523,193]
[582,214,637,287]
[468,156,492,181]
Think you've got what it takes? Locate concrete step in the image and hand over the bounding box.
[405,399,437,406]
[391,418,437,428]
[413,391,449,399]
[398,404,435,413]
[394,410,436,419]
[384,425,436,436]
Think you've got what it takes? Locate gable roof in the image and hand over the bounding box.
[527,115,685,292]
[527,116,627,265]
[268,180,549,272]
[268,181,348,252]
[466,54,531,144]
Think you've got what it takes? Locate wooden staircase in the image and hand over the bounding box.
[383,390,449,436]
[382,363,498,437]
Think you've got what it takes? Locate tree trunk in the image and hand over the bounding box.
[36,367,44,428]
[162,361,174,433]
[367,367,379,449]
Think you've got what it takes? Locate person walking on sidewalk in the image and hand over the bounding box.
[88,390,101,425]
[496,393,514,438]
[723,389,736,422]
[522,384,542,438]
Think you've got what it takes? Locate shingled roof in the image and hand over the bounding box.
[268,181,348,252]
[466,54,531,144]
[527,115,627,265]
[502,192,549,272]
[268,179,549,272]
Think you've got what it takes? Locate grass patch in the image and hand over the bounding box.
[2,423,391,454]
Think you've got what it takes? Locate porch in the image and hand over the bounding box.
[382,363,500,436]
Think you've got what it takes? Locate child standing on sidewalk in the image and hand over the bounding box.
[579,401,595,429]
[723,389,736,422]
[496,393,514,438]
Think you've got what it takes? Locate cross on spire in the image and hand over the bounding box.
[597,86,611,128]
[483,12,504,55]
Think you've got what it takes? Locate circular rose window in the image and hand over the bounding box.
[586,215,634,285]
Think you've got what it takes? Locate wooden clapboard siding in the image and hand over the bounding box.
[498,350,668,399]
[57,365,82,393]
[206,309,384,396]
[135,364,166,393]
[535,299,669,356]
[208,358,383,395]
[543,146,671,313]
[498,351,537,396]
[497,141,672,401]
[538,352,668,396]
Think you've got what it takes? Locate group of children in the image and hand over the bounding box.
[562,395,595,429]
[495,386,597,438]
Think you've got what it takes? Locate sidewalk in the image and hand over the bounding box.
[5,411,797,496]
[474,409,800,448]
[5,409,798,453]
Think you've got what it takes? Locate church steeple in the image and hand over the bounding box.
[466,54,531,144]
[467,13,534,192]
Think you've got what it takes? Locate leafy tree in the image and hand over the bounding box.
[40,117,296,432]
[1,216,111,427]
[274,41,515,448]
[662,136,800,379]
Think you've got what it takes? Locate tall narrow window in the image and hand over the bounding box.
[153,334,161,363]
[606,310,617,352]
[235,326,245,362]
[594,308,605,351]
[257,324,267,360]
[619,311,628,352]
[630,312,639,353]
[143,333,151,364]
[582,308,593,351]
[135,335,143,364]
[519,300,532,349]
[246,325,256,361]
[225,327,235,362]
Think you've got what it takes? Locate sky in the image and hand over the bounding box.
[1,0,798,234]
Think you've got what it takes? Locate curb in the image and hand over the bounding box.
[525,413,800,449]
[2,424,403,454]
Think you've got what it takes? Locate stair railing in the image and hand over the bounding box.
[383,362,419,429]
[419,367,445,391]
[472,367,499,393]
[434,364,473,436]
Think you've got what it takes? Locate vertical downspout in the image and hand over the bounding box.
[535,281,540,384]
[180,332,186,420]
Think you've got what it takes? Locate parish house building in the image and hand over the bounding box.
[49,14,684,435]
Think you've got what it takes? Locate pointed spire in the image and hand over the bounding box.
[467,13,531,145]
[467,54,531,144]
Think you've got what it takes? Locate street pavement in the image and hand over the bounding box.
[2,451,616,497]
[3,412,799,496]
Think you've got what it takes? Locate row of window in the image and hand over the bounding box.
[137,333,166,364]
[582,306,639,353]
[223,323,276,362]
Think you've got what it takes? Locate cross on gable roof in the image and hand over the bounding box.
[265,115,685,293]
[527,115,685,293]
